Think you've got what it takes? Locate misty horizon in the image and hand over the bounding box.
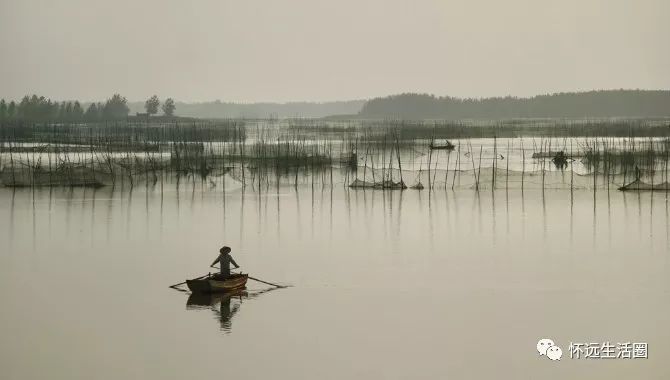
[3,90,668,119]
[2,0,668,102]
[2,88,670,105]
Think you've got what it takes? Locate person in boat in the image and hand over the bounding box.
[211,246,240,279]
[552,151,568,169]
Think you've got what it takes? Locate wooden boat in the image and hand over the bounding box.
[349,178,407,190]
[429,141,455,150]
[186,273,249,293]
[618,179,670,191]
[532,151,562,158]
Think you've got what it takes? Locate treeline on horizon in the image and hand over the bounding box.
[358,90,670,119]
[0,95,364,121]
[3,90,669,123]
[126,99,365,119]
[0,94,131,123]
[0,94,177,123]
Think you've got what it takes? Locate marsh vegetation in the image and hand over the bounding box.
[1,118,669,192]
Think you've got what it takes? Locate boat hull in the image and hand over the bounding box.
[618,180,670,191]
[186,274,248,293]
[429,145,454,150]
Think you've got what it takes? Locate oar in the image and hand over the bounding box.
[210,266,290,288]
[247,276,291,288]
[169,273,211,289]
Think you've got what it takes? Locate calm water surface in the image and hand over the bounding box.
[1,184,669,379]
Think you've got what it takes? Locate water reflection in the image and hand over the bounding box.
[3,179,670,380]
[186,287,281,333]
[6,181,670,250]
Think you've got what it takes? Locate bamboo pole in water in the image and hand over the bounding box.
[387,141,394,184]
[541,138,547,191]
[606,138,611,195]
[451,142,459,190]
[432,148,439,190]
[521,139,525,192]
[591,141,600,200]
[651,138,656,178]
[445,148,451,189]
[505,140,510,191]
[427,139,433,190]
[468,140,476,190]
[370,148,376,184]
[362,143,369,183]
[492,135,497,190]
[477,145,483,191]
[394,132,404,186]
[665,137,669,192]
[570,138,574,194]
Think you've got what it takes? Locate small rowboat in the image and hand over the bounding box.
[186,273,249,293]
[429,141,455,150]
[618,179,670,191]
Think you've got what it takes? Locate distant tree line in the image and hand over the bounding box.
[143,95,176,117]
[2,95,358,120]
[0,94,129,122]
[126,99,365,119]
[0,94,177,122]
[359,90,670,119]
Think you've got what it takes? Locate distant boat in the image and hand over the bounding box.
[618,179,670,191]
[349,178,407,190]
[186,273,248,293]
[531,151,579,159]
[429,140,455,150]
[551,151,569,169]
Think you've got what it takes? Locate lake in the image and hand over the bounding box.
[1,183,669,379]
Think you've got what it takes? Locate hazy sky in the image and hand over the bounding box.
[1,0,668,102]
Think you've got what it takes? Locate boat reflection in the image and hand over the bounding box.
[186,287,281,333]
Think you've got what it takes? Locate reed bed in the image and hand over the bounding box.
[1,119,669,192]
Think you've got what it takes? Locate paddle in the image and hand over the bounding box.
[247,276,290,288]
[169,273,211,289]
[214,265,290,288]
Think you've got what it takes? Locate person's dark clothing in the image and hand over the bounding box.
[211,252,239,278]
